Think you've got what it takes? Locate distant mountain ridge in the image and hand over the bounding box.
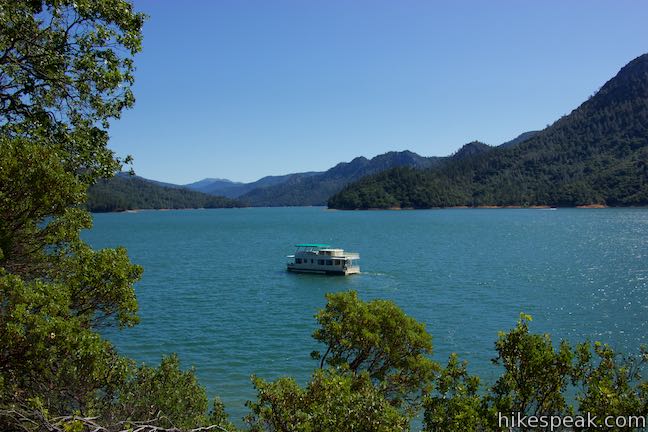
[213,141,532,206]
[101,136,538,209]
[186,172,321,198]
[185,178,241,191]
[236,150,443,206]
[328,53,648,209]
[499,131,541,148]
[88,174,243,212]
[184,178,245,197]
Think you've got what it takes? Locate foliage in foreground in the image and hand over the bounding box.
[422,314,648,432]
[245,293,648,432]
[246,369,408,432]
[311,291,438,411]
[0,1,233,431]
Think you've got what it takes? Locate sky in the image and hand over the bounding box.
[109,0,648,184]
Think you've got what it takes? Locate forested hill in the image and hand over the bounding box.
[238,150,442,206]
[328,53,648,209]
[87,174,243,212]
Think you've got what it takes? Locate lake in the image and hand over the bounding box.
[85,207,648,423]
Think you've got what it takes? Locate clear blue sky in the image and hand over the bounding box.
[109,0,648,184]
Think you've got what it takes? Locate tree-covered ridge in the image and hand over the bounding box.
[238,150,443,206]
[499,130,541,148]
[186,172,322,198]
[329,54,648,209]
[87,174,243,212]
[237,145,498,207]
[89,150,443,207]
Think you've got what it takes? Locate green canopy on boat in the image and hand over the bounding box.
[295,243,330,248]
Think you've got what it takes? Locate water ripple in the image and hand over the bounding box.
[87,207,648,423]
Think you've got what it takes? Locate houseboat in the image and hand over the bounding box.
[286,243,360,275]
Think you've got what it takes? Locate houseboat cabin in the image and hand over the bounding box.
[286,243,360,275]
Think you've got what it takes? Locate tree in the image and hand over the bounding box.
[0,0,144,174]
[487,313,576,424]
[0,272,133,417]
[575,342,648,431]
[311,290,438,413]
[101,354,236,431]
[0,2,233,431]
[423,354,484,432]
[0,0,145,278]
[245,291,437,431]
[421,314,648,432]
[245,369,408,432]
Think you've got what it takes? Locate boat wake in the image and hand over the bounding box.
[360,271,390,277]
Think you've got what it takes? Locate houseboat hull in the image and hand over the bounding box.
[287,265,360,276]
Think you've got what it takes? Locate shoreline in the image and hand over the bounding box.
[90,203,646,214]
[340,204,612,211]
[326,202,637,210]
[92,206,243,213]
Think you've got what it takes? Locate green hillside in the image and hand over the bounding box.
[239,151,442,206]
[87,174,243,212]
[328,54,648,209]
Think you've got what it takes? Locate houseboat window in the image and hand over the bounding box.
[296,258,302,264]
[333,260,340,265]
[311,259,314,263]
[326,260,333,266]
[318,259,325,265]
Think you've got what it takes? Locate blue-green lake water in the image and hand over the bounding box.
[84,207,648,423]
